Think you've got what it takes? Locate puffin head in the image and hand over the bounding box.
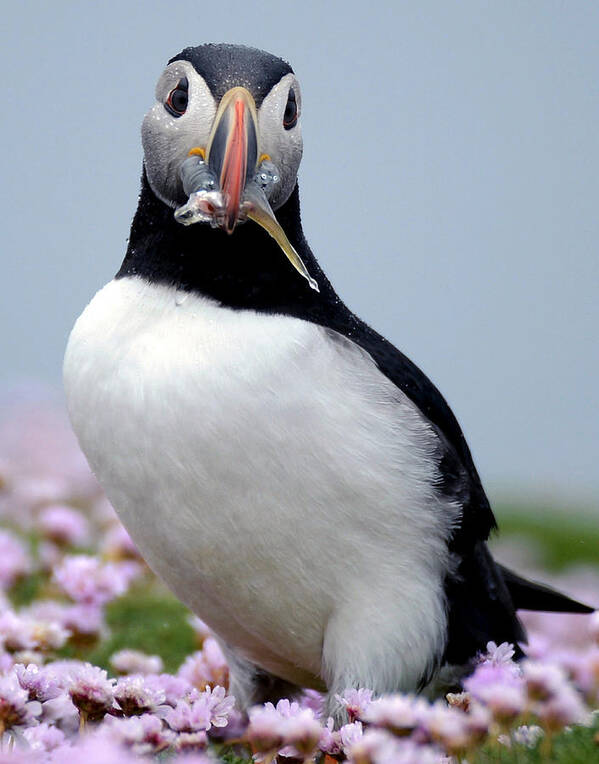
[141,44,315,288]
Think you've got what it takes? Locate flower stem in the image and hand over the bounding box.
[540,729,553,759]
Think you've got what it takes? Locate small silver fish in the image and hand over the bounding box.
[174,155,318,291]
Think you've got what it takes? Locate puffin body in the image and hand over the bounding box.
[64,44,591,717]
[65,276,456,698]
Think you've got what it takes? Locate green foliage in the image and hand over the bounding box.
[87,583,196,674]
[494,502,599,570]
[214,746,254,764]
[9,570,45,607]
[471,715,599,763]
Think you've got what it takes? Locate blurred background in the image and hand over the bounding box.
[1,1,597,541]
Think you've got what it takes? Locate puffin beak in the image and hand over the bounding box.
[176,87,319,291]
[206,87,259,234]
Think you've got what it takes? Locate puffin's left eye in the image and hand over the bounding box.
[165,78,189,117]
[283,87,298,130]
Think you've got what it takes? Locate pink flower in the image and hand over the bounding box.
[143,674,196,707]
[40,692,79,732]
[279,709,322,758]
[114,675,166,716]
[247,698,320,760]
[344,728,394,763]
[51,730,139,763]
[0,611,36,652]
[204,685,235,728]
[15,663,64,702]
[0,530,30,588]
[362,694,429,736]
[67,663,116,721]
[272,698,301,718]
[110,649,164,676]
[22,600,100,647]
[339,720,364,751]
[172,730,209,751]
[31,619,71,652]
[247,703,287,753]
[165,698,212,733]
[38,504,90,546]
[345,728,442,764]
[535,685,591,732]
[463,663,526,722]
[178,638,229,690]
[23,721,66,751]
[53,555,137,605]
[0,610,70,655]
[480,641,517,668]
[300,688,323,716]
[335,687,374,722]
[22,600,68,624]
[521,660,569,701]
[422,701,472,753]
[63,603,105,636]
[103,713,174,755]
[0,673,42,730]
[319,717,342,756]
[164,686,233,733]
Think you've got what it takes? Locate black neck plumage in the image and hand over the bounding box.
[117,170,347,325]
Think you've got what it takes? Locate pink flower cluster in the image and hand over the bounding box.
[0,393,596,762]
[0,656,235,757]
[242,636,596,763]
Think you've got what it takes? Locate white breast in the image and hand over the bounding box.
[64,277,460,691]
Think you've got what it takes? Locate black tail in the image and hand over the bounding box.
[499,565,594,614]
[443,544,594,669]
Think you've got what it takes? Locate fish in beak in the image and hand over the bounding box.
[174,87,318,291]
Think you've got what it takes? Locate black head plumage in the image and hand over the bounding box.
[168,43,292,107]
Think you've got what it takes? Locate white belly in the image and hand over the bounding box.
[64,277,458,690]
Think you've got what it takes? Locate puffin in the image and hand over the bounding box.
[63,43,592,720]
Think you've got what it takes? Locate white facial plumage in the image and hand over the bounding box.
[142,63,303,212]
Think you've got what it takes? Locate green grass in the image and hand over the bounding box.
[9,569,45,607]
[494,501,599,570]
[87,583,197,674]
[471,716,599,763]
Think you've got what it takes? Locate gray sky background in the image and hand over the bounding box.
[1,1,597,507]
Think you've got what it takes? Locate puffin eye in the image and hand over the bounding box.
[165,77,189,117]
[283,87,298,130]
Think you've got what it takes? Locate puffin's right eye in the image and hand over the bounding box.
[283,87,298,130]
[165,78,189,117]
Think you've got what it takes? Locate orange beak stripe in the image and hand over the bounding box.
[220,98,248,234]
